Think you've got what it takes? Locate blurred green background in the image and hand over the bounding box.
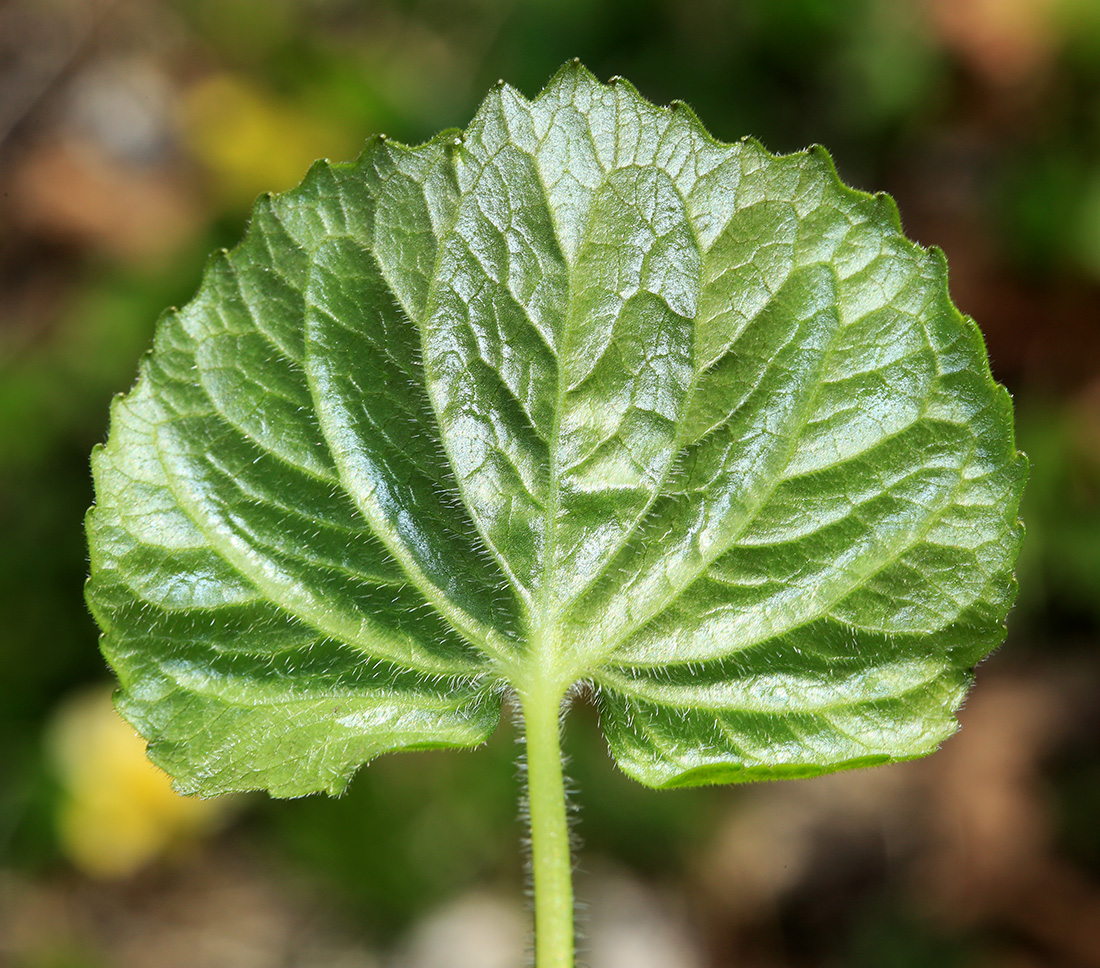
[2,1,1099,965]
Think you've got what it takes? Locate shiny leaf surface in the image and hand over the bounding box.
[87,63,1025,796]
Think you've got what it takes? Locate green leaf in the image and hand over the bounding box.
[86,62,1025,797]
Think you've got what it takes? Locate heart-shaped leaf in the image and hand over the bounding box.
[87,63,1025,798]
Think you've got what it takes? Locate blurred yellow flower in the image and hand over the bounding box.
[46,686,232,878]
[179,73,358,206]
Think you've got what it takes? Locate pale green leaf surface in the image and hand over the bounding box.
[87,63,1025,796]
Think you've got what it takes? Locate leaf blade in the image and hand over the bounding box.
[88,62,1025,798]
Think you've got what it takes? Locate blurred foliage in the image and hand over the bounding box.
[842,902,975,968]
[1051,745,1100,879]
[1015,399,1100,637]
[2,0,1100,963]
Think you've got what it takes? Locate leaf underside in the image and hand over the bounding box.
[87,63,1025,797]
